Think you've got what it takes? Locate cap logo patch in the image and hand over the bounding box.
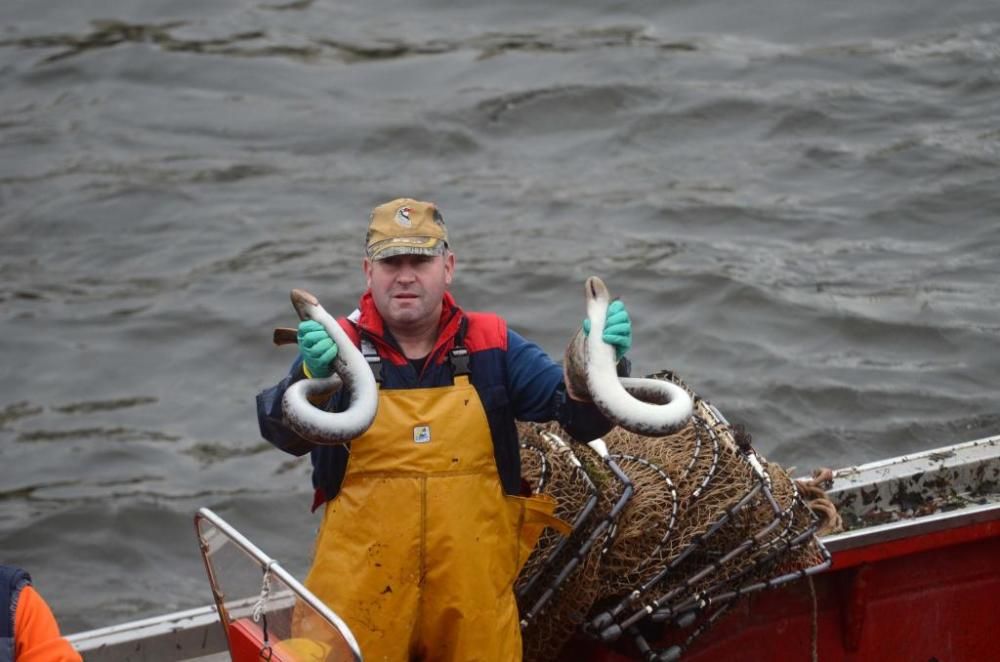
[394,206,413,228]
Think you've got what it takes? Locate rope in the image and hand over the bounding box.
[252,562,274,623]
[252,562,275,660]
[796,468,843,536]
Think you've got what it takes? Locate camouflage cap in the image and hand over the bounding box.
[365,198,449,261]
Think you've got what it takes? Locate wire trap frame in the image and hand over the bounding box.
[516,427,635,662]
[515,371,833,662]
[587,373,832,660]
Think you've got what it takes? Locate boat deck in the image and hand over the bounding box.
[67,434,1000,662]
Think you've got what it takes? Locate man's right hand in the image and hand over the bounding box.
[297,320,338,378]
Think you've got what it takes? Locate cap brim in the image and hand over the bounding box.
[368,237,446,261]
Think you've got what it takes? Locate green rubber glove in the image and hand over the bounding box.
[583,299,632,361]
[297,320,338,378]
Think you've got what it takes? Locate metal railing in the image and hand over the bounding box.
[194,507,363,662]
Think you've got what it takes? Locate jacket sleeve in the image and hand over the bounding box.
[14,585,83,662]
[255,356,320,457]
[505,329,629,442]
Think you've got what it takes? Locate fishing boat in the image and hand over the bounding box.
[67,433,1000,661]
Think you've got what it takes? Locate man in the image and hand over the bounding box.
[256,198,632,661]
[1,565,82,662]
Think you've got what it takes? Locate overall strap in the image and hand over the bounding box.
[1,565,30,662]
[360,335,384,384]
[344,311,382,385]
[448,317,471,378]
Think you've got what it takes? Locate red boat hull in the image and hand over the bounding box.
[573,516,1000,662]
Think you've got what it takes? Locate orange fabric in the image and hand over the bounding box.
[13,585,82,662]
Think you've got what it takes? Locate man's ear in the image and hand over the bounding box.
[363,257,373,288]
[444,251,455,287]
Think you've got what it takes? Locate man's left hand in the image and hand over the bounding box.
[583,299,632,361]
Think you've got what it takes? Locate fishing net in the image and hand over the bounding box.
[515,371,833,661]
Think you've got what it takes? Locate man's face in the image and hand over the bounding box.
[364,252,455,331]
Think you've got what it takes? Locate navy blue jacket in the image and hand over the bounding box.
[1,565,30,662]
[256,291,621,509]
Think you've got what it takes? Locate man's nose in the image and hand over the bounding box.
[396,266,417,282]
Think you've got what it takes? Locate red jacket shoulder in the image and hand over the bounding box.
[463,312,507,352]
[337,318,361,346]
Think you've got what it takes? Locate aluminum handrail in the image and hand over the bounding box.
[194,507,363,662]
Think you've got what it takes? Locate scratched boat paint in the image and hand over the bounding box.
[1,0,999,636]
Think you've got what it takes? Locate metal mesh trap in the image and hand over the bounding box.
[516,427,635,661]
[515,371,833,661]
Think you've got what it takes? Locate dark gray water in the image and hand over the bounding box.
[2,0,998,634]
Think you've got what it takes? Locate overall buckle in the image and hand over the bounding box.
[449,347,470,377]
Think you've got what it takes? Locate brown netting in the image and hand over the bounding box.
[516,430,599,600]
[595,452,679,598]
[516,426,626,662]
[515,371,834,660]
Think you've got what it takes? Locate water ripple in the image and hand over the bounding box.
[52,396,158,414]
[1,20,704,66]
[0,401,44,426]
[16,427,181,443]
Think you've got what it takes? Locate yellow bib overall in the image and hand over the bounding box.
[303,374,562,662]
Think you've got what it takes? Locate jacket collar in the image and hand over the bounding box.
[355,290,464,365]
